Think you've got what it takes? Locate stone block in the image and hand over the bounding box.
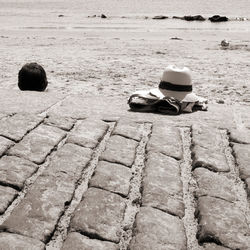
[230,128,250,144]
[192,145,229,172]
[196,196,250,249]
[0,113,44,141]
[0,136,14,157]
[129,207,186,250]
[203,243,231,249]
[0,232,44,250]
[142,152,184,218]
[0,185,17,214]
[90,161,131,197]
[100,135,138,167]
[147,124,182,160]
[70,188,125,243]
[67,119,109,148]
[245,177,250,198]
[61,232,118,250]
[0,143,92,243]
[8,124,66,164]
[112,119,143,141]
[193,168,236,202]
[44,114,75,131]
[232,143,250,180]
[0,156,38,190]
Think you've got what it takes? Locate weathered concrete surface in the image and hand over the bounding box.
[0,186,17,214]
[0,88,64,114]
[90,160,131,197]
[196,196,250,249]
[70,188,125,243]
[130,207,187,250]
[100,135,138,167]
[0,156,38,190]
[62,232,119,250]
[142,152,184,218]
[67,119,109,148]
[44,114,75,131]
[230,128,250,144]
[0,232,45,250]
[147,124,183,160]
[8,124,66,164]
[0,113,44,141]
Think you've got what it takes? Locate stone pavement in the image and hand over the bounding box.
[0,89,250,250]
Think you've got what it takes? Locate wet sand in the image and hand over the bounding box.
[0,16,249,105]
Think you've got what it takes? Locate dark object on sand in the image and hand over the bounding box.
[209,15,228,22]
[58,14,64,17]
[184,15,206,21]
[153,15,168,20]
[101,14,107,18]
[18,63,48,91]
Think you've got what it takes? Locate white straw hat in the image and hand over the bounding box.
[150,65,205,102]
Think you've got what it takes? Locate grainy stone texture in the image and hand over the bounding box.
[0,232,45,250]
[8,124,66,164]
[90,160,131,197]
[147,123,183,160]
[192,125,229,172]
[0,113,44,141]
[196,196,250,249]
[232,143,250,180]
[112,119,143,141]
[0,185,17,214]
[203,243,231,249]
[193,168,236,202]
[130,207,187,250]
[61,232,119,250]
[246,178,250,197]
[70,187,126,243]
[44,114,75,131]
[0,136,14,157]
[100,135,138,167]
[230,128,250,144]
[0,156,38,190]
[0,143,92,243]
[142,152,184,218]
[67,119,109,148]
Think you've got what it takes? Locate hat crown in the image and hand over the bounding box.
[161,65,192,86]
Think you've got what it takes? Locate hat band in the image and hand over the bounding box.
[159,81,192,92]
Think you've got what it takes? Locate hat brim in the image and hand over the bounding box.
[150,88,206,103]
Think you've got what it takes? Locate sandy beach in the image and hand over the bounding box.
[0,0,250,105]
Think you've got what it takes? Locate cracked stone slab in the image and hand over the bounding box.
[67,119,109,148]
[0,232,45,250]
[90,160,131,197]
[129,207,186,250]
[232,143,250,180]
[0,136,14,157]
[230,128,250,144]
[46,143,92,181]
[0,185,17,214]
[0,156,38,190]
[70,187,126,243]
[112,119,143,141]
[61,232,119,250]
[8,124,66,164]
[196,196,250,249]
[192,145,229,172]
[100,135,138,167]
[193,168,236,202]
[147,124,182,160]
[0,113,44,141]
[44,114,75,131]
[142,152,184,218]
[0,143,92,243]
